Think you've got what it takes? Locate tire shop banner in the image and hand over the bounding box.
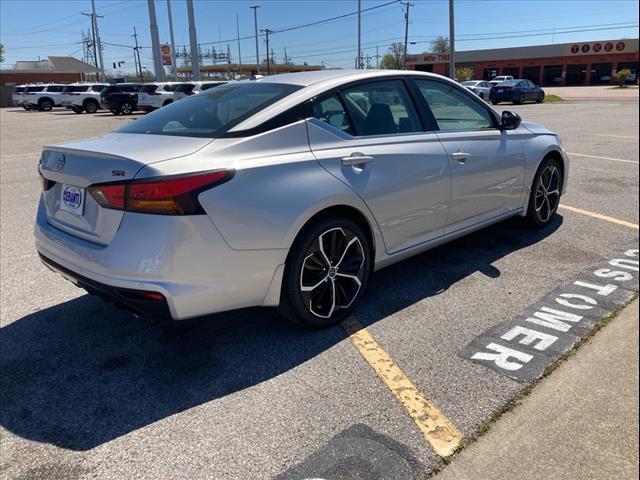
[460,240,639,383]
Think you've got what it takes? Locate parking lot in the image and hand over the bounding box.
[1,96,638,479]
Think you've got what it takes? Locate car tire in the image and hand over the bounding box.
[39,99,53,111]
[514,93,524,105]
[491,100,499,105]
[71,106,83,114]
[536,93,545,103]
[278,215,371,328]
[526,156,562,228]
[84,100,99,113]
[119,102,133,115]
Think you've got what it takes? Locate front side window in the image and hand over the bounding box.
[47,86,63,92]
[118,82,301,138]
[312,94,353,135]
[415,79,495,131]
[341,80,422,136]
[25,86,45,92]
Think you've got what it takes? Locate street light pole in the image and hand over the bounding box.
[236,13,242,67]
[402,2,413,70]
[357,0,362,69]
[91,0,106,81]
[186,0,200,80]
[167,0,178,79]
[147,0,165,81]
[250,5,260,74]
[449,0,456,80]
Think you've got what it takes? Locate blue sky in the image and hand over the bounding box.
[1,0,638,73]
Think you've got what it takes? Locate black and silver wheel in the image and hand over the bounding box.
[526,157,561,227]
[39,99,53,111]
[84,100,98,113]
[119,102,133,115]
[279,216,371,327]
[536,93,544,103]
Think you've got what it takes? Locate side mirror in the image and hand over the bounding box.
[501,111,522,130]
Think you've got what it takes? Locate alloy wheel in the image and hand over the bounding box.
[120,103,132,115]
[300,227,365,319]
[534,165,560,222]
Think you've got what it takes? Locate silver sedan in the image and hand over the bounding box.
[35,70,569,327]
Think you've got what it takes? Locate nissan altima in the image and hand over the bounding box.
[35,70,568,327]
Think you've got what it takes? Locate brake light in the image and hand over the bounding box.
[88,171,233,215]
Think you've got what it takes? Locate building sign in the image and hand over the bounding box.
[406,53,450,65]
[567,40,628,56]
[161,44,172,66]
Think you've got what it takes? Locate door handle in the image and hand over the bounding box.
[451,151,472,163]
[342,153,374,167]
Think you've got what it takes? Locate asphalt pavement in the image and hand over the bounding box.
[1,94,638,479]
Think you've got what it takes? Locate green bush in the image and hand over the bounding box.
[615,69,631,87]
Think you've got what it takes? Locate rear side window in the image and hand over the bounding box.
[414,79,494,131]
[91,85,107,92]
[176,84,195,94]
[13,87,25,93]
[117,82,301,138]
[25,86,45,92]
[63,85,89,93]
[163,84,182,92]
[140,85,158,93]
[312,94,353,135]
[47,86,64,92]
[340,80,422,136]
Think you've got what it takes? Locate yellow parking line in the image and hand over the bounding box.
[342,316,462,457]
[559,204,639,230]
[567,152,639,164]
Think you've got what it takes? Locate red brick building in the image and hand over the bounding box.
[406,39,639,86]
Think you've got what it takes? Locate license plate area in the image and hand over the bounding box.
[59,184,85,215]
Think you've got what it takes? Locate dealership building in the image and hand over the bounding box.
[406,39,639,86]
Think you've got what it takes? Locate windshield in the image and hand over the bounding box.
[140,84,159,93]
[117,82,301,138]
[13,87,25,93]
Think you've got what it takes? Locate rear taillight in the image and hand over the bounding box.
[88,170,233,215]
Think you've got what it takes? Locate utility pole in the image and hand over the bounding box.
[186,0,200,80]
[449,0,455,80]
[132,26,144,82]
[147,0,165,81]
[81,12,100,72]
[90,0,106,82]
[401,2,413,69]
[357,0,362,69]
[167,0,177,79]
[236,13,242,67]
[261,28,272,75]
[374,45,380,69]
[250,5,260,74]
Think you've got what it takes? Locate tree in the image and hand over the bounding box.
[380,42,404,70]
[615,68,631,87]
[430,36,449,53]
[0,43,4,63]
[456,66,474,82]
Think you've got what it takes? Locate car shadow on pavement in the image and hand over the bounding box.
[0,215,562,451]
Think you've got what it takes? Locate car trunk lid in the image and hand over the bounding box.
[39,133,213,245]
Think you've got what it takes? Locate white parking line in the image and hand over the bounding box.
[567,152,639,164]
[593,133,639,140]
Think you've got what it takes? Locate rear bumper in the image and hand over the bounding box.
[39,253,171,317]
[490,92,517,102]
[34,198,287,320]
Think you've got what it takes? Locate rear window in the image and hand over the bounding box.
[63,85,89,93]
[140,84,159,93]
[201,82,225,91]
[117,82,301,138]
[25,86,45,92]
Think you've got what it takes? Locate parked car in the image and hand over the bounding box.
[460,80,491,100]
[61,83,108,114]
[137,82,190,111]
[173,81,227,101]
[100,83,142,115]
[11,85,27,107]
[490,79,545,105]
[35,70,568,327]
[488,75,514,87]
[22,84,66,111]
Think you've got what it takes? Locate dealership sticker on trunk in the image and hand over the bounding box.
[459,241,639,383]
[60,184,85,215]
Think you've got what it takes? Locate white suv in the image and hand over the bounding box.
[137,82,190,111]
[22,84,66,111]
[173,81,227,101]
[488,75,514,87]
[12,85,28,107]
[60,83,108,114]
